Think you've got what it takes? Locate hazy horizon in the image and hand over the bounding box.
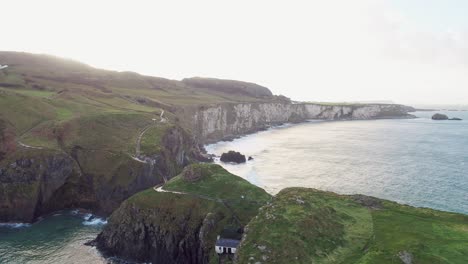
[2,0,468,105]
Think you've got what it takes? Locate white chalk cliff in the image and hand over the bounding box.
[183,102,414,143]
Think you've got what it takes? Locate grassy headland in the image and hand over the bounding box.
[237,188,468,264]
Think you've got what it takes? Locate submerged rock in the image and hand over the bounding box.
[449,117,463,121]
[220,151,246,164]
[432,113,449,120]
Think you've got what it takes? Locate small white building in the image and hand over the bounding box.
[215,236,240,254]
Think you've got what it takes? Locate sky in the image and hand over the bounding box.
[1,0,468,105]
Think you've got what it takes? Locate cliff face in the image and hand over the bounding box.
[0,151,76,222]
[0,126,202,222]
[95,164,271,264]
[95,192,222,264]
[182,103,415,143]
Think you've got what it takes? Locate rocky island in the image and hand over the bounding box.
[432,113,463,120]
[220,151,247,163]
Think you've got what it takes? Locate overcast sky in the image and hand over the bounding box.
[2,0,468,104]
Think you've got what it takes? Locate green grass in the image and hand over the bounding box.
[0,87,56,98]
[55,107,73,120]
[120,164,272,262]
[357,202,468,264]
[164,164,272,225]
[236,188,468,264]
[237,188,372,264]
[164,163,271,203]
[139,123,174,155]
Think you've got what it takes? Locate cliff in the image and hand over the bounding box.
[95,164,271,264]
[178,103,415,143]
[95,170,468,264]
[0,125,202,222]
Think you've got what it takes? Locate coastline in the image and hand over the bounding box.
[205,113,468,215]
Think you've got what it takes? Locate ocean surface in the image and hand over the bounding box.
[1,110,467,264]
[0,211,110,264]
[207,111,468,215]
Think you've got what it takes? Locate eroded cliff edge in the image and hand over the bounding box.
[177,102,415,143]
[95,164,271,264]
[0,125,203,223]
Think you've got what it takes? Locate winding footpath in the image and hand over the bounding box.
[132,110,166,163]
[17,141,43,150]
[153,184,243,226]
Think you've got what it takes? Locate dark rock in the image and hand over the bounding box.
[0,125,206,223]
[449,117,463,121]
[181,165,203,182]
[96,196,227,264]
[84,239,97,247]
[351,194,383,210]
[432,113,449,120]
[220,151,246,164]
[248,156,254,161]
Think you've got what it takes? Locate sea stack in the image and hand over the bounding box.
[220,151,246,163]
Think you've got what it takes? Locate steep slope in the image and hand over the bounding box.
[95,164,271,264]
[0,51,415,222]
[178,102,415,143]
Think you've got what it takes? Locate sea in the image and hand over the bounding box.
[1,110,467,263]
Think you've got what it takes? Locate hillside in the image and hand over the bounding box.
[0,51,415,223]
[96,164,271,264]
[236,188,468,264]
[0,51,278,222]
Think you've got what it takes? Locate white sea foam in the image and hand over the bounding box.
[82,217,108,226]
[0,222,31,228]
[81,213,107,226]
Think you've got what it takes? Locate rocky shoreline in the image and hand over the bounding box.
[178,102,416,144]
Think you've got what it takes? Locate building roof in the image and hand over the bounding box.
[216,238,241,248]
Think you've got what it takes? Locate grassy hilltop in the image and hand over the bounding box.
[237,188,468,264]
[97,164,271,264]
[98,164,468,264]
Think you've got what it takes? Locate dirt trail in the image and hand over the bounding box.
[135,111,167,158]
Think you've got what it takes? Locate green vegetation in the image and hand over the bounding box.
[164,163,271,204]
[139,123,174,155]
[237,188,468,264]
[0,51,277,156]
[123,164,271,262]
[165,164,272,225]
[364,201,468,263]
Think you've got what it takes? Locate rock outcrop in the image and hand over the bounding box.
[0,125,204,223]
[432,113,463,121]
[220,151,246,164]
[95,192,223,264]
[95,164,271,264]
[178,103,415,143]
[432,113,449,120]
[0,151,77,222]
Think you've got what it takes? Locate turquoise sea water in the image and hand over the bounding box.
[1,111,467,263]
[207,111,468,215]
[0,211,109,264]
